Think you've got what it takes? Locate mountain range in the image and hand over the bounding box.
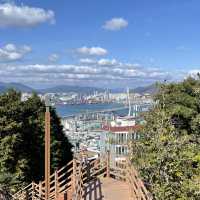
[38,85,105,94]
[0,82,34,93]
[0,82,157,95]
[133,84,158,94]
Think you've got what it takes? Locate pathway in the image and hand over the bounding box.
[84,178,132,200]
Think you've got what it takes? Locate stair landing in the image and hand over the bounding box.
[84,178,132,200]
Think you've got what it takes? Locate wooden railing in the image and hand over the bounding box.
[12,154,152,200]
[126,159,153,200]
[12,160,74,200]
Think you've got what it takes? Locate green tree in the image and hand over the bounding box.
[0,90,73,192]
[132,78,200,200]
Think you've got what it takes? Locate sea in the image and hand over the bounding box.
[55,103,128,117]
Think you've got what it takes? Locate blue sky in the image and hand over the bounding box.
[0,0,200,88]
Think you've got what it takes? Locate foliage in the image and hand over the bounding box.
[132,77,200,200]
[0,90,73,192]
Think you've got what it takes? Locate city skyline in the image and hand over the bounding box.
[0,0,200,88]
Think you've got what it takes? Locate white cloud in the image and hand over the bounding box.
[79,58,96,64]
[2,59,196,88]
[80,58,118,66]
[22,45,32,52]
[77,46,108,56]
[4,43,16,51]
[48,54,59,62]
[98,58,118,66]
[187,69,200,79]
[1,58,171,88]
[103,18,128,31]
[79,58,134,68]
[0,43,31,62]
[0,3,55,27]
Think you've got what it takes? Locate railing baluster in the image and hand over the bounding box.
[55,169,59,199]
[72,159,76,198]
[39,181,42,200]
[31,181,35,200]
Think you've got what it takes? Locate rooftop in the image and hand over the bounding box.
[102,124,141,132]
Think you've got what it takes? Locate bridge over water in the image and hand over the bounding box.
[62,102,153,119]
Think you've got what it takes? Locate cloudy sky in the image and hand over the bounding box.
[0,0,199,89]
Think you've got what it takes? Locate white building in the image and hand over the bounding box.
[100,116,140,167]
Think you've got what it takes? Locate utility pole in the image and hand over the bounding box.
[45,96,51,200]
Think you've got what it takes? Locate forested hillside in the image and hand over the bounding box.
[0,90,73,193]
[132,77,200,200]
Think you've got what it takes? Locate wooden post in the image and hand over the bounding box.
[55,170,59,199]
[45,106,51,200]
[39,181,42,199]
[106,150,110,177]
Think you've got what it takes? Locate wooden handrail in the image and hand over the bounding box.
[12,155,152,200]
[126,159,152,200]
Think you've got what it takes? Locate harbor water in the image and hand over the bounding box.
[55,103,128,117]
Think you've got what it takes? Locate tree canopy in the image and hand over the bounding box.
[0,90,73,192]
[132,77,200,200]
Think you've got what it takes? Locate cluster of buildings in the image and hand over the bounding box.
[61,103,149,167]
[22,91,111,105]
[22,89,153,166]
[21,90,153,106]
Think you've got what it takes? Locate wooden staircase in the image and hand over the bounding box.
[12,154,152,200]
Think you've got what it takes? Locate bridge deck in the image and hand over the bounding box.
[84,177,132,200]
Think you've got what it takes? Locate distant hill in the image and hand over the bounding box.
[0,82,34,93]
[38,85,105,94]
[0,82,108,94]
[0,83,105,94]
[0,82,158,95]
[133,84,158,94]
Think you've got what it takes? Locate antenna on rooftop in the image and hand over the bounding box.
[127,87,131,116]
